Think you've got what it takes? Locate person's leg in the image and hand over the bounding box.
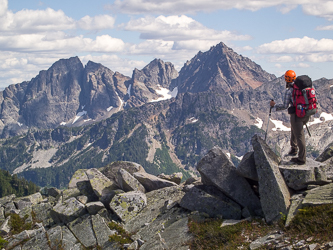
[290,114,298,153]
[293,116,309,163]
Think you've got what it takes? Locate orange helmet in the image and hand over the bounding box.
[284,70,296,83]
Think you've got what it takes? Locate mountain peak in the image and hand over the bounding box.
[172,42,276,93]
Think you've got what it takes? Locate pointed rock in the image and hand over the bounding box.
[117,168,146,193]
[251,134,290,223]
[133,172,178,192]
[279,158,330,190]
[236,151,258,181]
[179,185,242,219]
[196,146,261,212]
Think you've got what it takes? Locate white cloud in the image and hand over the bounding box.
[123,15,251,43]
[292,62,310,68]
[77,15,115,30]
[257,36,333,54]
[302,2,333,21]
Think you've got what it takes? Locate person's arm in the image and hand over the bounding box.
[273,88,293,111]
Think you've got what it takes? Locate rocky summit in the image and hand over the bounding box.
[1,135,333,249]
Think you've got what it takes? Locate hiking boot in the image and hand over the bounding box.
[290,157,305,165]
[287,148,298,156]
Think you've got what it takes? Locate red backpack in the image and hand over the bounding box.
[292,75,317,118]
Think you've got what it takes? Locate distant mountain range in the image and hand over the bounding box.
[0,42,332,188]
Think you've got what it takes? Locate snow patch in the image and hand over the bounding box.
[235,155,243,161]
[189,117,198,123]
[150,86,178,103]
[107,106,113,112]
[127,84,132,97]
[308,112,333,126]
[226,152,231,159]
[270,119,291,132]
[115,92,124,111]
[81,105,85,109]
[17,122,23,127]
[84,119,92,123]
[254,117,263,129]
[330,85,333,88]
[73,110,87,124]
[60,122,66,126]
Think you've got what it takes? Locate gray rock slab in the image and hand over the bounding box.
[32,202,54,228]
[61,188,81,202]
[7,230,36,249]
[124,186,185,233]
[117,168,146,193]
[91,214,114,248]
[196,146,261,212]
[86,201,105,215]
[99,161,145,184]
[316,144,333,162]
[179,185,242,219]
[0,194,15,207]
[62,226,79,250]
[302,183,333,206]
[285,194,304,227]
[158,172,183,185]
[21,227,50,250]
[323,157,333,180]
[68,169,89,189]
[110,191,147,223]
[67,215,97,248]
[0,216,11,235]
[279,158,330,190]
[252,135,291,223]
[46,226,62,250]
[236,151,258,181]
[133,172,178,192]
[0,207,5,224]
[47,187,61,198]
[100,189,125,210]
[50,197,87,224]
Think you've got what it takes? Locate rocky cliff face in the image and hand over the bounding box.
[171,42,276,94]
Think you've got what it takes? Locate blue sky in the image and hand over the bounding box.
[1,0,333,88]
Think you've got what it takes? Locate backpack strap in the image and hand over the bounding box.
[302,89,309,110]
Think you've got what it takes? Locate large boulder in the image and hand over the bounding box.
[68,169,89,189]
[0,194,15,207]
[85,168,118,197]
[196,146,261,213]
[323,157,333,180]
[50,197,87,224]
[236,151,258,181]
[279,159,330,190]
[251,135,291,223]
[179,185,242,219]
[109,191,147,223]
[20,227,50,250]
[133,172,178,192]
[117,168,146,193]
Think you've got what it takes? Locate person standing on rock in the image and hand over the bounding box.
[269,70,308,165]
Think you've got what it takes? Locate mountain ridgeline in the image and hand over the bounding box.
[0,42,333,188]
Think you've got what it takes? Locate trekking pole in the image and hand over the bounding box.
[265,100,274,141]
[305,124,311,137]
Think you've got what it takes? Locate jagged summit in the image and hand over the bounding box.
[171,42,276,93]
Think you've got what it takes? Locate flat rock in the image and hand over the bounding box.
[133,172,178,192]
[117,168,146,193]
[109,191,147,223]
[279,158,330,190]
[0,194,16,207]
[302,183,333,206]
[32,202,54,228]
[179,185,242,219]
[196,146,261,212]
[21,227,50,250]
[251,135,291,223]
[91,214,114,248]
[236,151,258,181]
[50,197,87,224]
[85,168,118,197]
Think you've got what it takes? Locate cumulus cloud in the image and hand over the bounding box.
[302,2,333,21]
[123,15,251,44]
[257,36,333,54]
[77,15,115,30]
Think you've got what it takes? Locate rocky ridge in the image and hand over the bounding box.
[1,136,333,249]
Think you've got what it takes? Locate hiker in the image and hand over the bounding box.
[269,70,311,165]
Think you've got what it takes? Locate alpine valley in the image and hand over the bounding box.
[0,42,332,189]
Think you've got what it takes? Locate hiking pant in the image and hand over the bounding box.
[290,113,309,163]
